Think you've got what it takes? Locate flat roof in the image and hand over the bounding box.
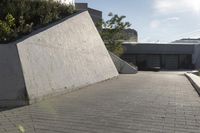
[123,42,200,45]
[123,42,197,55]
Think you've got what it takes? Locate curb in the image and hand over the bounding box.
[185,73,200,96]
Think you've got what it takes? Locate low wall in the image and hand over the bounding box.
[109,52,137,74]
[16,11,118,103]
[0,44,27,107]
[185,72,200,95]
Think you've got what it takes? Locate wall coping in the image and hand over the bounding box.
[185,72,200,96]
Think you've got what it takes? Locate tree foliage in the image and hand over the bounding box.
[0,0,75,43]
[97,13,131,56]
[0,14,16,41]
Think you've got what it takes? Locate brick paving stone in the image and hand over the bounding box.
[0,72,200,133]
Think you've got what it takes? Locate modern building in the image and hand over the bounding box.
[75,3,102,25]
[123,29,138,42]
[172,38,200,44]
[121,42,200,70]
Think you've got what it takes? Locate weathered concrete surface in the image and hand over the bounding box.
[0,44,27,107]
[185,72,200,95]
[109,52,137,74]
[17,11,118,103]
[1,72,200,133]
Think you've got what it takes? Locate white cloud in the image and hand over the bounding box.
[154,0,200,15]
[150,20,160,29]
[165,17,180,21]
[150,17,179,29]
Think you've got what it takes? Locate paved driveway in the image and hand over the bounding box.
[1,72,200,133]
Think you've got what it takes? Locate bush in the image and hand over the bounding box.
[0,14,16,41]
[0,0,75,43]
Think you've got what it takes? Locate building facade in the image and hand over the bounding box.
[123,29,138,42]
[75,3,102,25]
[121,43,200,70]
[172,38,200,44]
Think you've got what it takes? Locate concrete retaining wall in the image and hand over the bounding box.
[16,11,118,103]
[109,52,137,74]
[0,44,27,107]
[185,73,200,95]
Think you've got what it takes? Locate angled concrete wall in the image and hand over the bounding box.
[17,11,118,102]
[0,44,27,107]
[109,52,137,74]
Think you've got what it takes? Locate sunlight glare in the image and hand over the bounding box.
[187,0,200,14]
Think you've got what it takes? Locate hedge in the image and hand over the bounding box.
[0,0,76,43]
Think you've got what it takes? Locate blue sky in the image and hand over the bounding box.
[76,0,200,43]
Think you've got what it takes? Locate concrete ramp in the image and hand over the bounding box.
[0,11,118,106]
[109,52,137,74]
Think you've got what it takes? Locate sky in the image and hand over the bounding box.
[76,0,200,43]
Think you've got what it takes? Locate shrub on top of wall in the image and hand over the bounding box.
[0,0,76,43]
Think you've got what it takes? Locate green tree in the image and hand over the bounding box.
[97,13,131,56]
